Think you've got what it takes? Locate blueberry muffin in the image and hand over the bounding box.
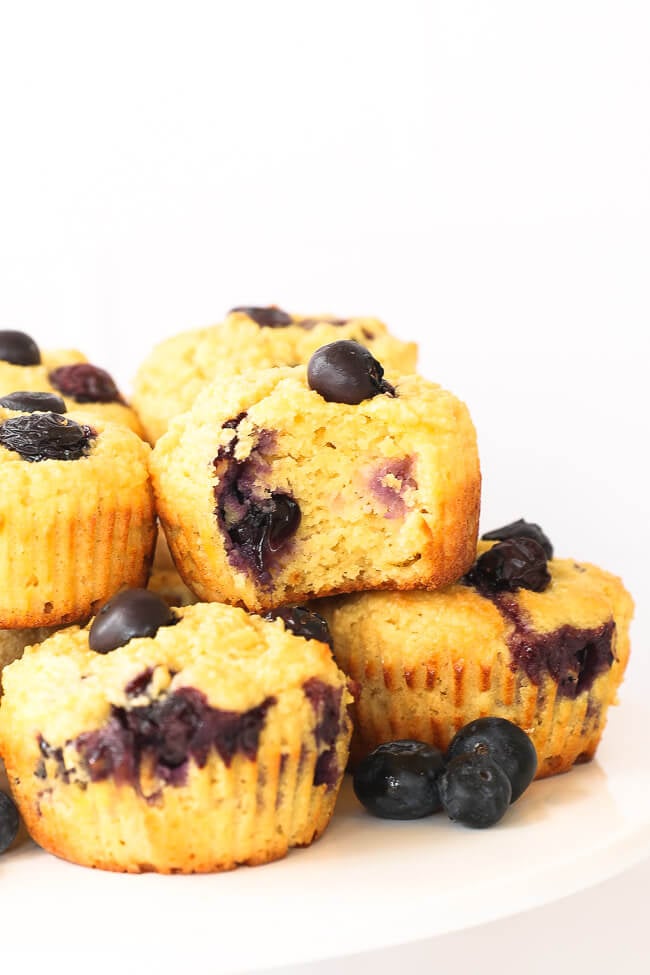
[0,329,143,436]
[131,306,418,443]
[0,402,156,627]
[316,521,633,778]
[1,627,58,692]
[150,342,480,613]
[0,593,352,873]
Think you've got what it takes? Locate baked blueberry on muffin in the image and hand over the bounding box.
[131,307,418,443]
[150,341,480,613]
[0,402,156,627]
[0,593,352,873]
[0,330,143,435]
[316,521,633,777]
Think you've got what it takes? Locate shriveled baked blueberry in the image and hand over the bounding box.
[353,740,445,819]
[265,606,333,647]
[0,329,41,366]
[0,791,20,854]
[307,340,395,404]
[298,317,347,330]
[0,412,95,462]
[482,518,553,560]
[465,537,550,594]
[230,306,292,328]
[0,390,67,413]
[89,589,178,654]
[49,363,123,404]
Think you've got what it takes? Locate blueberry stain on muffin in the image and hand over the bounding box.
[0,390,67,413]
[368,457,418,518]
[307,340,396,404]
[303,678,342,747]
[0,412,96,462]
[37,687,276,795]
[49,363,125,404]
[0,329,41,366]
[495,595,616,698]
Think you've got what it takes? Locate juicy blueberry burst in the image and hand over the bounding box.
[89,589,178,653]
[307,340,395,404]
[353,740,445,819]
[439,753,512,828]
[445,717,537,802]
[0,791,20,854]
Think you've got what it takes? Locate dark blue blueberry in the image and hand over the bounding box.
[228,493,301,576]
[307,340,395,405]
[481,519,553,560]
[49,363,123,404]
[89,589,177,654]
[0,412,95,462]
[445,717,537,802]
[0,330,41,366]
[439,753,512,828]
[0,391,66,413]
[353,740,445,819]
[465,537,550,594]
[265,606,333,647]
[0,791,20,854]
[230,306,292,328]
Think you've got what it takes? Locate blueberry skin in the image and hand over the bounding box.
[89,589,177,654]
[353,740,445,819]
[264,606,333,648]
[439,753,512,828]
[481,518,554,560]
[0,330,41,366]
[307,340,395,405]
[229,306,292,328]
[0,391,67,414]
[466,537,550,594]
[0,791,20,854]
[446,717,538,803]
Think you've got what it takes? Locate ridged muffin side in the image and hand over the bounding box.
[316,558,633,778]
[0,602,352,873]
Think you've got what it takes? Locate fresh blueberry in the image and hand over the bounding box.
[0,390,67,413]
[0,330,41,366]
[0,791,20,854]
[445,717,537,802]
[307,340,395,405]
[353,740,445,819]
[465,537,550,594]
[439,753,512,828]
[89,589,178,654]
[0,412,95,462]
[49,363,123,404]
[481,518,553,560]
[230,306,293,328]
[265,606,333,647]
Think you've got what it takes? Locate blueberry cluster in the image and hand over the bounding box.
[353,717,538,829]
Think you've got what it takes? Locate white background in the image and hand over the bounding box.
[0,3,648,972]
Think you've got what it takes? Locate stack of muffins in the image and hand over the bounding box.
[0,311,633,873]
